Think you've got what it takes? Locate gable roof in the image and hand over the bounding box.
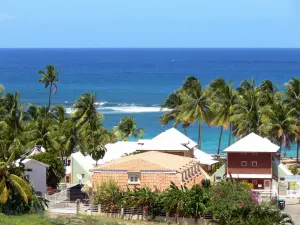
[15,158,49,168]
[137,128,197,151]
[85,141,141,166]
[91,151,199,172]
[71,152,94,173]
[223,133,279,153]
[194,149,219,165]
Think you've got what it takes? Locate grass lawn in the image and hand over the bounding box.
[0,213,170,225]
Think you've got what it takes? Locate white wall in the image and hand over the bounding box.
[25,161,47,197]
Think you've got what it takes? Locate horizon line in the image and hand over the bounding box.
[0,47,300,50]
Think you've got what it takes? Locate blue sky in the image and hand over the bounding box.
[0,0,299,48]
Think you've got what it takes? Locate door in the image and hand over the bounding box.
[264,180,271,190]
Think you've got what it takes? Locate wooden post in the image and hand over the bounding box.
[98,204,101,214]
[76,199,80,215]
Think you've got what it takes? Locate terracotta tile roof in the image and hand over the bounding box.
[90,151,199,172]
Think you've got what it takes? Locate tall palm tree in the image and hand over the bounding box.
[71,93,103,130]
[81,127,111,166]
[113,116,144,141]
[0,153,32,205]
[208,78,237,154]
[232,79,266,139]
[52,104,67,124]
[58,119,78,159]
[38,65,59,110]
[160,91,190,134]
[179,78,210,149]
[24,116,60,153]
[285,78,300,162]
[260,93,299,155]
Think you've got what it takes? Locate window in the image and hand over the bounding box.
[252,153,258,156]
[128,173,140,184]
[280,177,285,181]
[240,153,247,155]
[81,174,85,178]
[252,161,257,167]
[66,176,70,183]
[252,180,257,185]
[216,176,221,180]
[241,161,247,167]
[67,160,71,166]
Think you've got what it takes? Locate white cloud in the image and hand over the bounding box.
[0,13,14,22]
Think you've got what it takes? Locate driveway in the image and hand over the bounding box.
[284,198,300,225]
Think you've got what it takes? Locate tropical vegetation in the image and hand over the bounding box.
[91,179,294,225]
[0,65,144,214]
[161,76,300,159]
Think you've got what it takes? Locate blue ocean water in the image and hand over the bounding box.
[1,48,300,156]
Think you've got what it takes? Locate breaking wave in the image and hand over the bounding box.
[65,102,170,114]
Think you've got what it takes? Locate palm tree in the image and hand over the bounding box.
[260,93,299,155]
[24,116,60,153]
[0,153,32,205]
[38,65,59,110]
[285,78,300,163]
[52,104,66,124]
[231,79,266,139]
[71,93,103,130]
[208,78,237,153]
[58,119,78,159]
[113,116,144,141]
[179,78,210,149]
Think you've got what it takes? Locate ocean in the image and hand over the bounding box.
[1,48,300,156]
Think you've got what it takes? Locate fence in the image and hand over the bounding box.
[45,188,70,207]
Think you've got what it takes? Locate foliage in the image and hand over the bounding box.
[201,179,211,189]
[91,180,123,210]
[113,116,144,141]
[162,77,300,157]
[38,64,59,110]
[240,180,254,190]
[30,152,65,188]
[208,179,256,224]
[0,153,32,206]
[288,166,299,175]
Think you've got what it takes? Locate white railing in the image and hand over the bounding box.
[46,189,70,207]
[286,190,300,198]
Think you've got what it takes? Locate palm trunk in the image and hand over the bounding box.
[183,126,187,135]
[297,140,300,163]
[228,122,232,146]
[48,82,53,111]
[218,127,223,155]
[198,122,202,149]
[279,137,283,156]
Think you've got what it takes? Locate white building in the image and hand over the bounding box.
[17,158,49,197]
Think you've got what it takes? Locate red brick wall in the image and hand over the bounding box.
[227,153,272,174]
[91,171,207,191]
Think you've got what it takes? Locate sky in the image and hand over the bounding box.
[0,0,300,48]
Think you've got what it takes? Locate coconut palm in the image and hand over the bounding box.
[56,119,77,159]
[113,116,144,141]
[71,93,103,130]
[179,78,210,149]
[38,65,59,110]
[0,92,23,136]
[231,79,266,139]
[260,93,299,155]
[208,78,237,153]
[80,127,112,166]
[285,78,300,163]
[0,153,32,205]
[24,116,60,153]
[52,104,66,124]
